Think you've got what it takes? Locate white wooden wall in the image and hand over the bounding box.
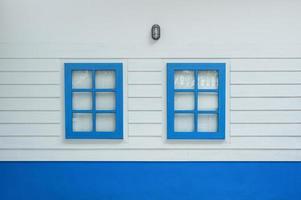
[0,0,301,160]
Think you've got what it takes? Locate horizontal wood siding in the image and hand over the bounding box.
[230,59,301,141]
[127,60,164,139]
[128,85,162,97]
[0,85,60,97]
[128,98,162,111]
[231,72,301,84]
[231,85,301,97]
[0,59,300,161]
[0,98,60,111]
[1,137,301,150]
[1,150,300,161]
[0,59,61,139]
[231,98,301,111]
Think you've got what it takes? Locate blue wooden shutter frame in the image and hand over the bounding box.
[65,63,123,139]
[167,63,226,139]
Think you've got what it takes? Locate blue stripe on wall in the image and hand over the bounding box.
[0,162,300,200]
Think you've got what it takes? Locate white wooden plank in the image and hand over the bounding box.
[0,72,60,84]
[128,72,162,84]
[231,85,301,97]
[231,111,301,123]
[128,111,162,123]
[0,124,60,136]
[128,59,163,71]
[0,149,300,161]
[128,124,162,137]
[0,111,60,123]
[0,98,60,110]
[128,98,162,111]
[231,98,301,110]
[0,59,59,71]
[231,72,301,84]
[0,85,60,97]
[231,59,301,71]
[128,85,162,97]
[231,124,301,136]
[0,137,300,150]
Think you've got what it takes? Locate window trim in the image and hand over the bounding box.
[167,63,226,139]
[65,63,123,139]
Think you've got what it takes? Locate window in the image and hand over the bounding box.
[167,63,225,139]
[65,63,123,139]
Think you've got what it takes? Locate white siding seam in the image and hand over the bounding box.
[1,148,301,150]
[230,95,301,99]
[0,122,60,124]
[128,83,162,85]
[231,122,301,124]
[129,97,162,98]
[128,110,162,112]
[0,135,59,137]
[231,83,301,85]
[122,135,161,138]
[0,110,60,111]
[231,135,301,138]
[0,70,60,72]
[231,109,301,111]
[231,70,301,72]
[128,70,162,72]
[128,110,162,111]
[0,84,60,85]
[231,96,301,98]
[3,57,301,59]
[0,97,60,99]
[1,135,299,138]
[128,122,161,124]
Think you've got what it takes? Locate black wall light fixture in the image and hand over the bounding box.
[151,24,160,40]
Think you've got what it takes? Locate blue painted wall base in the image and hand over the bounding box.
[0,162,300,200]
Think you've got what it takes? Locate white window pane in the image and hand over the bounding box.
[72,71,92,89]
[198,114,217,132]
[198,71,218,89]
[174,114,194,132]
[96,92,115,110]
[73,113,92,132]
[174,70,195,89]
[198,93,218,110]
[174,92,194,110]
[72,92,92,110]
[96,71,115,89]
[96,114,116,132]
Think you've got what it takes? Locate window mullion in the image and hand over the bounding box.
[92,70,96,132]
[217,70,220,132]
[114,69,118,133]
[194,69,198,133]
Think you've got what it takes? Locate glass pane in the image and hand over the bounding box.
[96,92,115,110]
[72,71,92,89]
[198,114,217,132]
[72,113,92,132]
[72,92,92,110]
[174,114,194,132]
[198,93,218,110]
[174,92,194,110]
[96,114,116,132]
[174,70,194,89]
[198,71,218,89]
[96,70,115,89]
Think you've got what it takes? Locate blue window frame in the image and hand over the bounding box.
[65,63,123,139]
[167,63,225,139]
